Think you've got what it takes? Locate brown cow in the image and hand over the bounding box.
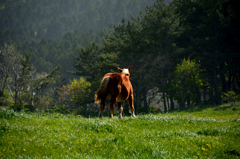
[95,67,135,118]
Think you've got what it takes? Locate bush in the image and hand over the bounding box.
[9,104,36,113]
[9,104,24,112]
[55,105,71,114]
[222,91,240,106]
[24,104,36,112]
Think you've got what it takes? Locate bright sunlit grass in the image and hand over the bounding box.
[0,104,240,158]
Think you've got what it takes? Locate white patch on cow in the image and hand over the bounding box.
[121,68,129,75]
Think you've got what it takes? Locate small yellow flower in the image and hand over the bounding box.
[3,149,5,151]
[43,156,45,158]
[89,134,91,136]
[77,142,79,144]
[202,148,207,151]
[110,124,112,126]
[129,141,131,144]
[86,157,88,158]
[182,139,184,142]
[23,149,26,151]
[206,144,210,147]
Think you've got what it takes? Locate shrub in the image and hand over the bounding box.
[222,91,240,106]
[9,104,24,112]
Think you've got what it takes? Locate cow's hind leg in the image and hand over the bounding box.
[108,84,121,118]
[117,102,123,119]
[128,94,136,118]
[109,96,117,118]
[99,95,107,118]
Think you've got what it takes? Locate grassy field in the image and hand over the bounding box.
[0,104,240,158]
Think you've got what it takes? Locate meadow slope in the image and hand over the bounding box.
[0,104,240,158]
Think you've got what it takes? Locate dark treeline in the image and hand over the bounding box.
[0,0,161,81]
[1,0,162,40]
[0,0,239,115]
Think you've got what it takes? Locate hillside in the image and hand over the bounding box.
[0,104,240,158]
[1,0,172,80]
[0,0,166,43]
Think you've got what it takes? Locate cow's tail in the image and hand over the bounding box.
[94,77,109,103]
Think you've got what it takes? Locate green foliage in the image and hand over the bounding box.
[171,58,203,107]
[9,104,24,112]
[0,89,14,106]
[222,91,240,106]
[58,77,91,111]
[53,106,71,114]
[68,77,91,106]
[0,104,240,158]
[8,104,35,113]
[69,43,105,78]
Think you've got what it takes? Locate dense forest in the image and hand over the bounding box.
[0,0,164,78]
[0,0,239,115]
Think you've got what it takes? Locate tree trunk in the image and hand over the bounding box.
[14,74,18,105]
[143,86,148,114]
[135,85,141,115]
[209,80,214,105]
[187,96,190,107]
[213,68,221,104]
[236,68,240,88]
[170,95,174,110]
[228,70,232,91]
[203,87,207,104]
[220,65,227,93]
[141,74,148,114]
[166,95,170,110]
[161,70,167,112]
[195,86,201,105]
[232,70,236,92]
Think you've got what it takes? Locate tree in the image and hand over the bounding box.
[68,77,91,108]
[0,44,23,104]
[173,0,240,104]
[58,77,91,111]
[171,58,203,108]
[139,0,179,112]
[68,43,104,79]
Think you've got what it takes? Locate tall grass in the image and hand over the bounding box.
[0,104,240,158]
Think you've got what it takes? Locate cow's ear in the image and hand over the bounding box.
[128,66,131,72]
[118,67,122,72]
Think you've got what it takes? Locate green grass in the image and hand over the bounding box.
[0,104,240,158]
